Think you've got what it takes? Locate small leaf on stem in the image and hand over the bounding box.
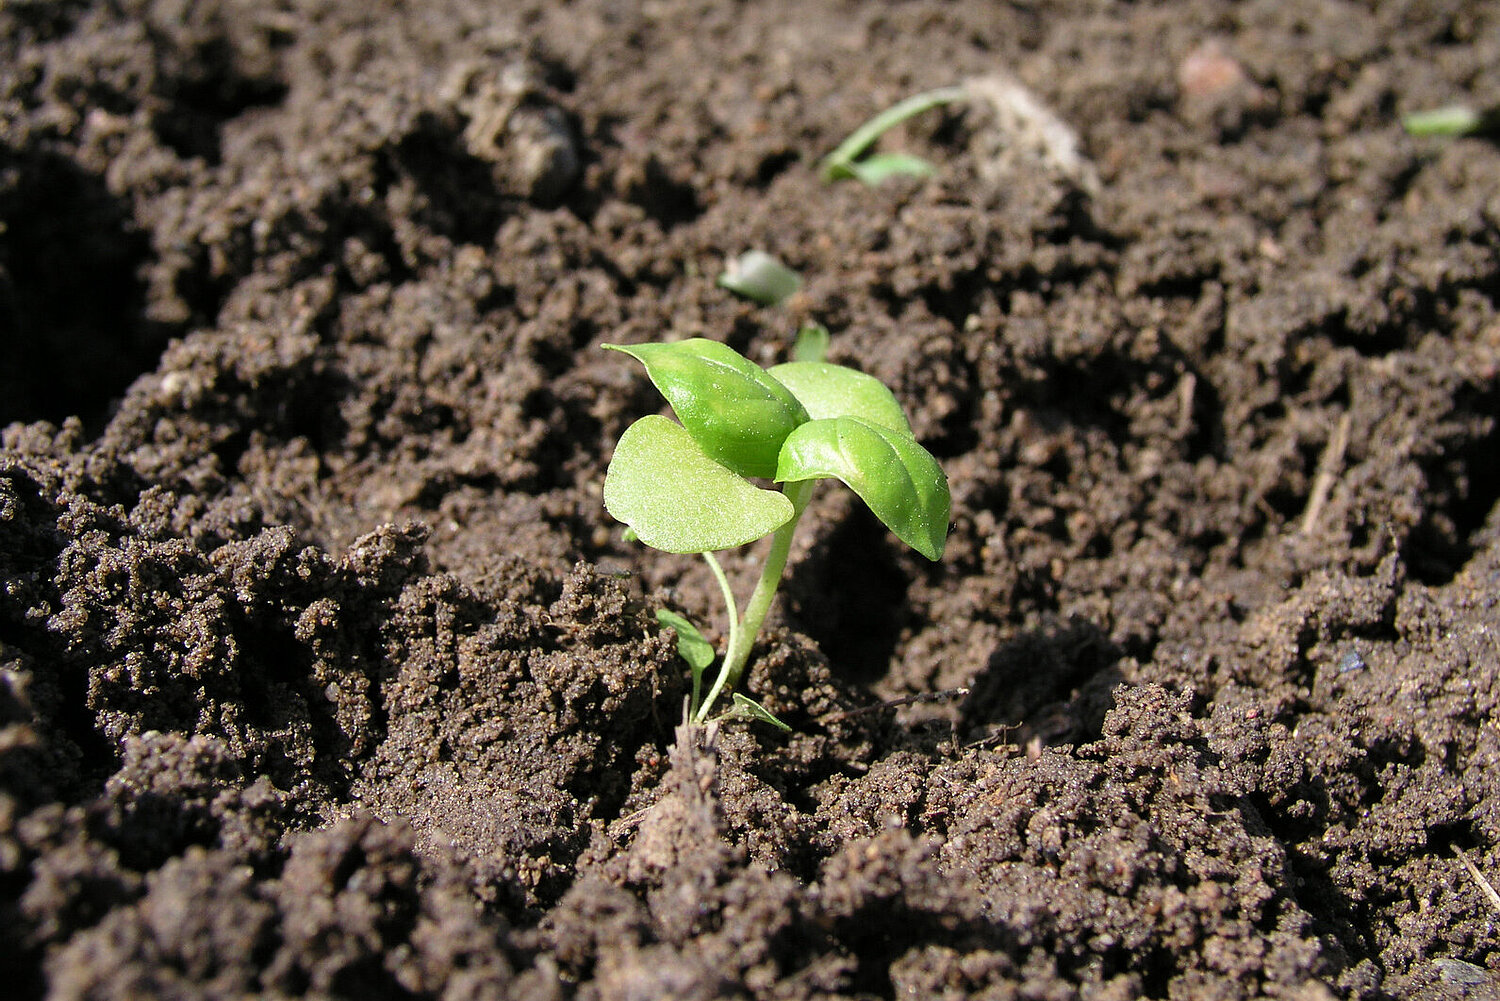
[728,692,792,731]
[655,609,715,671]
[657,608,714,713]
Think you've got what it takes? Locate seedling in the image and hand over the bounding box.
[791,321,830,362]
[603,337,949,725]
[718,249,801,306]
[819,86,968,185]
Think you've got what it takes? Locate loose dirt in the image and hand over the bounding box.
[4,1,1500,997]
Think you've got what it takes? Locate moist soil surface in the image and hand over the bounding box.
[4,1,1500,998]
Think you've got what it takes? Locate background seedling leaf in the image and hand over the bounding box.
[1402,104,1500,137]
[776,417,949,560]
[604,339,809,479]
[835,152,937,185]
[605,415,795,553]
[768,361,912,434]
[718,250,801,306]
[656,609,715,671]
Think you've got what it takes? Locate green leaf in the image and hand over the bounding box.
[838,152,937,186]
[656,609,715,671]
[657,607,715,711]
[1401,104,1493,137]
[604,339,809,479]
[718,250,801,306]
[776,417,949,561]
[767,361,912,434]
[727,692,791,731]
[792,322,830,363]
[604,415,795,553]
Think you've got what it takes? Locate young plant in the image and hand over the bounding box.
[819,86,968,186]
[718,249,802,306]
[603,337,949,726]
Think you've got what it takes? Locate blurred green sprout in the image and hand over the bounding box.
[819,86,967,185]
[1402,104,1500,138]
[718,250,801,306]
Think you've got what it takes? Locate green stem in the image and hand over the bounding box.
[698,551,739,715]
[694,479,817,723]
[819,86,968,181]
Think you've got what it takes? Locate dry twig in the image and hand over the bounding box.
[1456,847,1500,916]
[1300,412,1352,535]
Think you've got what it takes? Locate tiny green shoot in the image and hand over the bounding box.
[819,86,968,185]
[603,337,949,726]
[718,250,802,306]
[1402,104,1500,138]
[792,322,830,363]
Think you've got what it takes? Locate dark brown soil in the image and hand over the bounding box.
[5,1,1500,997]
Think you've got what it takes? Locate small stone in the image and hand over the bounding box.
[1178,42,1249,100]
